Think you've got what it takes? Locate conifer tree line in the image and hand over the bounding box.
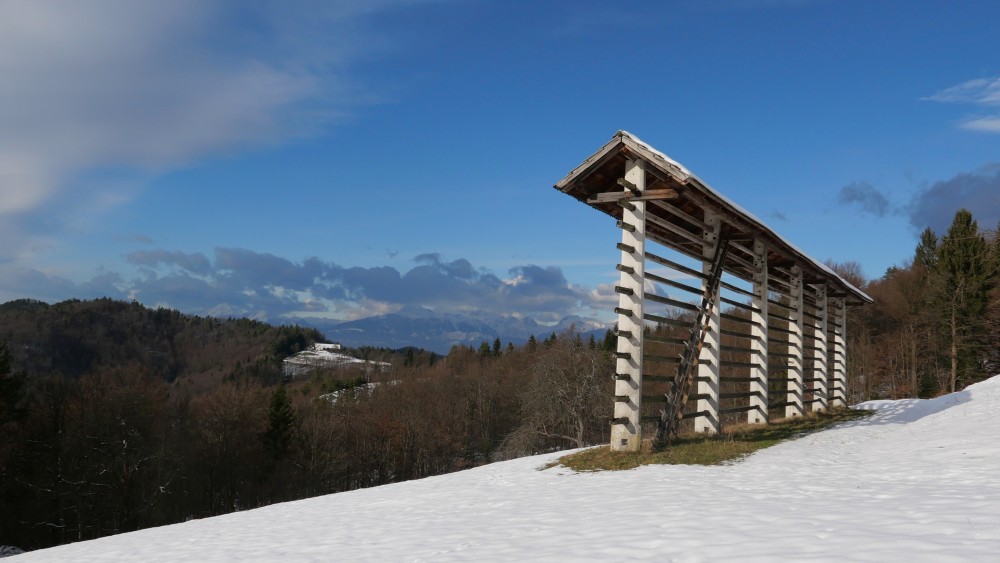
[846,208,999,399]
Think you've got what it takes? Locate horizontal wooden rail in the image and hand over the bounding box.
[721,312,761,326]
[644,250,707,280]
[649,200,707,231]
[720,404,760,415]
[645,212,704,246]
[720,391,762,400]
[644,271,701,295]
[644,312,694,328]
[801,310,823,322]
[721,376,765,384]
[721,360,757,369]
[645,292,699,311]
[767,312,797,325]
[721,296,760,313]
[719,328,755,339]
[721,280,754,297]
[647,334,689,346]
[644,353,682,364]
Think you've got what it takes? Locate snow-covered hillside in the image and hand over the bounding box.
[15,377,1000,561]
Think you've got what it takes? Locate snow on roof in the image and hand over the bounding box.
[618,131,871,302]
[555,131,873,304]
[17,375,1000,560]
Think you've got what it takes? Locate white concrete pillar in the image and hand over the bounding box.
[811,284,829,412]
[610,159,645,452]
[785,266,805,418]
[695,211,721,434]
[830,297,848,408]
[749,239,768,424]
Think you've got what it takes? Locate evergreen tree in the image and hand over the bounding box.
[937,209,991,391]
[544,332,557,347]
[915,227,938,271]
[602,328,616,352]
[263,384,296,460]
[478,341,492,359]
[492,337,502,357]
[0,340,27,431]
[527,335,537,352]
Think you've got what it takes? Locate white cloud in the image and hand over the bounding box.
[923,77,1000,105]
[924,75,1000,133]
[0,0,435,257]
[961,116,1000,133]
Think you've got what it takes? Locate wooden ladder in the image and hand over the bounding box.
[653,225,732,448]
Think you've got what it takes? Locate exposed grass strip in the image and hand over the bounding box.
[554,408,873,471]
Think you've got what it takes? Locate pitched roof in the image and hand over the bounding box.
[554,131,873,305]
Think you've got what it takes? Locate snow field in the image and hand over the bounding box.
[16,377,1000,562]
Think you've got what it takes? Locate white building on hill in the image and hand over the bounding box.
[281,343,390,380]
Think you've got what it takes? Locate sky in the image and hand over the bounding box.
[2,0,999,325]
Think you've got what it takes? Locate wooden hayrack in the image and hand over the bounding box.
[555,131,873,452]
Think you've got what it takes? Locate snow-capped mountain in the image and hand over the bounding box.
[290,307,610,353]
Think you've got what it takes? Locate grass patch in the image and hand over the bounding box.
[555,408,873,471]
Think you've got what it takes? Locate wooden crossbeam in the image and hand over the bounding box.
[586,188,679,204]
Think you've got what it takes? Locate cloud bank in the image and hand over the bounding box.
[908,165,1000,233]
[0,250,609,324]
[836,165,1000,234]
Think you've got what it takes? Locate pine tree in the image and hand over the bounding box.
[492,337,502,357]
[478,341,492,359]
[263,385,296,460]
[527,335,537,352]
[0,340,27,426]
[602,328,616,352]
[915,227,938,271]
[937,209,991,391]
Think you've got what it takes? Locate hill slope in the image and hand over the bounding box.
[0,298,324,386]
[14,377,1000,561]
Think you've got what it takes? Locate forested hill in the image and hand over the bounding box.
[0,298,324,387]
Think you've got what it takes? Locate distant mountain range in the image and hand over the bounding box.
[288,306,610,354]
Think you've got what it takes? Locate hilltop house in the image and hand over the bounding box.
[281,343,391,380]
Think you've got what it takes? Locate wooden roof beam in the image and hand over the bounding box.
[587,188,679,205]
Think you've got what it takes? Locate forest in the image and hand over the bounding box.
[1,209,998,553]
[847,209,999,399]
[0,300,612,551]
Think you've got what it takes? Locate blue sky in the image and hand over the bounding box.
[2,0,999,325]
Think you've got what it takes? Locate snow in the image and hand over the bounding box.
[15,376,1000,562]
[282,344,390,378]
